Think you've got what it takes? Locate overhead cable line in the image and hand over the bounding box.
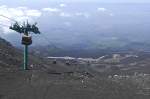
[0,15,17,22]
[40,33,59,49]
[0,15,56,48]
[0,15,25,27]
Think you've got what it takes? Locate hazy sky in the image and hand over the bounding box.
[53,0,150,3]
[0,0,150,46]
[0,0,150,3]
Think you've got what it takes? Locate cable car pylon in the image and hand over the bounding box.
[9,20,40,70]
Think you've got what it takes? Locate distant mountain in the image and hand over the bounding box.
[123,42,150,51]
[2,3,150,49]
[30,40,150,58]
[1,3,150,58]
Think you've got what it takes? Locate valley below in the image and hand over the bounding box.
[1,51,150,99]
[0,36,150,99]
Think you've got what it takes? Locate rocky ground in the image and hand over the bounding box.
[0,70,149,99]
[0,59,150,99]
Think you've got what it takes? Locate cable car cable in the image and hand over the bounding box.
[0,15,26,27]
[0,15,17,22]
[40,33,59,49]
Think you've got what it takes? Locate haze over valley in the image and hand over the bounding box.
[1,1,150,57]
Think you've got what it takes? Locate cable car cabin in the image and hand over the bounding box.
[22,35,32,45]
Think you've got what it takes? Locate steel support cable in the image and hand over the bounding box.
[0,15,59,49]
[0,15,17,22]
[29,32,58,49]
[40,33,59,49]
[0,23,22,37]
[0,15,24,27]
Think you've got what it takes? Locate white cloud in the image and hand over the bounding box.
[97,8,107,12]
[2,27,14,34]
[0,5,42,34]
[25,10,41,17]
[97,7,115,17]
[75,12,91,18]
[109,13,114,16]
[17,7,28,10]
[15,16,32,22]
[42,8,61,12]
[60,12,72,17]
[0,5,42,21]
[60,3,67,7]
